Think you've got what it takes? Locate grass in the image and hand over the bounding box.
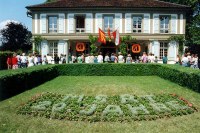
[0,76,200,133]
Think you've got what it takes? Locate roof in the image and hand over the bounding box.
[26,0,190,10]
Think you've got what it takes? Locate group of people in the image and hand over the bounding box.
[6,51,199,70]
[6,53,66,70]
[69,52,158,64]
[176,53,199,68]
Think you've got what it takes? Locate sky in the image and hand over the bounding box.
[0,0,46,31]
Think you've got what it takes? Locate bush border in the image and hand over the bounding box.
[0,64,200,101]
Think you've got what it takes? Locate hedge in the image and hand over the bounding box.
[0,65,58,101]
[155,64,200,92]
[0,64,199,101]
[0,51,14,70]
[56,63,157,76]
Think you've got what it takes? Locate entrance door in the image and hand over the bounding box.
[99,41,117,57]
[100,47,116,57]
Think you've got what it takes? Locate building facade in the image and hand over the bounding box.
[26,0,189,63]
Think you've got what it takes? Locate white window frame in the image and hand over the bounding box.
[132,16,142,33]
[103,16,114,32]
[49,42,58,58]
[48,16,58,33]
[159,42,168,59]
[75,15,85,33]
[160,16,169,33]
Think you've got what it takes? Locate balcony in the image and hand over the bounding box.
[76,28,85,33]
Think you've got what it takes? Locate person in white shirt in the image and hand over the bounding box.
[42,55,48,65]
[20,53,27,68]
[46,54,53,64]
[28,54,34,67]
[126,54,132,63]
[182,54,189,67]
[85,54,90,63]
[118,52,124,63]
[89,53,95,63]
[34,54,38,65]
[104,53,110,63]
[97,52,103,63]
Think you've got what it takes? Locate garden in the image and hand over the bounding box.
[0,64,200,132]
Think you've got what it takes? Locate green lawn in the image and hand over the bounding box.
[0,76,200,133]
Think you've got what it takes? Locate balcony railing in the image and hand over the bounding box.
[76,28,85,33]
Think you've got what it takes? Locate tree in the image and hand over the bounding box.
[89,34,98,54]
[45,0,57,3]
[119,35,135,56]
[0,22,32,52]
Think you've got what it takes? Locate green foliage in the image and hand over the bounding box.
[155,64,200,92]
[45,0,57,3]
[0,64,200,101]
[0,65,58,101]
[89,34,98,54]
[189,14,200,44]
[17,92,196,122]
[0,51,14,70]
[33,35,46,52]
[0,22,32,51]
[168,35,185,55]
[56,64,156,76]
[119,35,136,56]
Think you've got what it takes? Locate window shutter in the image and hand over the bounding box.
[152,41,160,57]
[85,13,93,33]
[168,41,176,60]
[58,14,65,33]
[143,14,150,33]
[125,13,131,33]
[115,13,122,33]
[153,14,159,33]
[58,40,65,56]
[34,14,38,34]
[40,14,46,33]
[180,14,183,34]
[95,13,102,33]
[41,40,48,57]
[171,14,177,34]
[68,14,75,33]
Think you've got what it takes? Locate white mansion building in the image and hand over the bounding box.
[26,0,189,63]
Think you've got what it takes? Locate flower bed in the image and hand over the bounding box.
[17,92,197,122]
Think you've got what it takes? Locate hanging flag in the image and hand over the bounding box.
[107,27,112,40]
[98,28,106,44]
[112,30,116,39]
[112,29,120,46]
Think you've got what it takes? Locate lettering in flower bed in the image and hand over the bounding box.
[17,92,197,122]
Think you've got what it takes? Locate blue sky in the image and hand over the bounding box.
[0,0,46,31]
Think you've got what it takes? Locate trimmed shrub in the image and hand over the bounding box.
[0,51,14,70]
[56,63,158,76]
[0,63,200,101]
[155,64,200,92]
[0,65,58,101]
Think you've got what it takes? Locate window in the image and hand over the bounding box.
[104,16,113,32]
[48,16,58,33]
[159,42,168,59]
[160,16,169,33]
[133,16,142,33]
[49,42,58,58]
[76,16,85,33]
